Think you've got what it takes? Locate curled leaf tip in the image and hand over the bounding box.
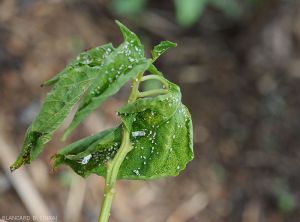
[9,158,25,172]
[9,166,16,173]
[166,41,177,47]
[115,20,126,28]
[115,20,124,29]
[49,165,58,174]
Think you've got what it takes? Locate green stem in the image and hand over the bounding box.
[98,73,143,222]
[138,89,168,98]
[98,128,131,222]
[141,74,169,89]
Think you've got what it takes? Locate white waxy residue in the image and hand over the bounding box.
[133,169,140,175]
[81,154,92,165]
[132,131,146,137]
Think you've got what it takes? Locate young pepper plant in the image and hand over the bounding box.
[10,21,194,222]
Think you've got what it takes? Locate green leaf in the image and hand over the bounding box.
[118,103,193,179]
[62,21,149,139]
[52,78,193,180]
[53,126,122,177]
[117,79,193,179]
[42,44,115,87]
[10,65,107,171]
[151,41,177,62]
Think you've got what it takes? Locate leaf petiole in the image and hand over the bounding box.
[138,89,169,98]
[141,74,169,89]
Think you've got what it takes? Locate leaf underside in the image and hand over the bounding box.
[11,20,194,181]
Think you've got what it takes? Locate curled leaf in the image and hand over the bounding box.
[42,44,115,87]
[62,21,149,139]
[52,78,193,180]
[53,126,122,177]
[12,20,193,184]
[118,103,193,179]
[11,67,98,170]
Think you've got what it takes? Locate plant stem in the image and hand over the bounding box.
[141,74,169,89]
[98,73,143,222]
[138,89,168,98]
[98,128,131,222]
[128,74,143,103]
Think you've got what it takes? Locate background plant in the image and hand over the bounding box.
[109,0,259,27]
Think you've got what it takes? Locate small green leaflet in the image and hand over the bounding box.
[52,77,193,179]
[151,41,177,62]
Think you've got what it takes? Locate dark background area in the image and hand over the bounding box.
[0,0,300,222]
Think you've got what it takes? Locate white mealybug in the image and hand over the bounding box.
[81,154,92,165]
[132,131,146,137]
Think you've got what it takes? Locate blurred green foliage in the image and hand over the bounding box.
[276,190,296,213]
[273,179,296,213]
[175,0,241,27]
[109,0,248,27]
[109,0,147,17]
[174,0,207,27]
